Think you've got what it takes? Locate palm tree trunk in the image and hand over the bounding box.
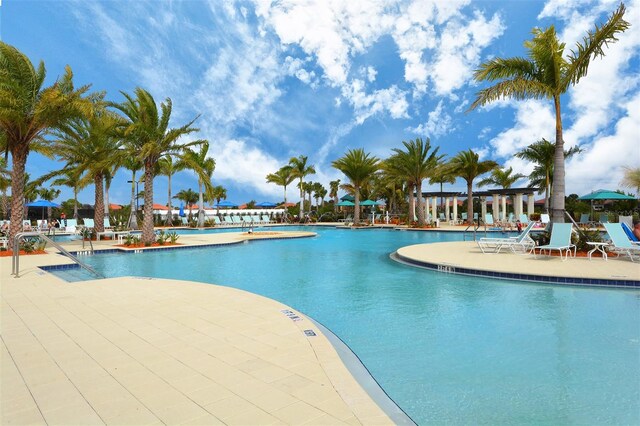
[73,187,79,220]
[9,147,28,242]
[354,188,360,225]
[93,174,105,233]
[104,176,111,220]
[299,178,304,220]
[198,180,205,227]
[1,189,8,219]
[128,171,138,230]
[551,95,565,223]
[407,184,415,222]
[416,180,425,226]
[142,162,155,244]
[283,185,287,204]
[467,181,474,225]
[166,172,173,226]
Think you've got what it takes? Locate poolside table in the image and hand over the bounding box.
[587,242,608,261]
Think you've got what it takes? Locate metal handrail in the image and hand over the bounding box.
[463,218,485,241]
[12,231,102,279]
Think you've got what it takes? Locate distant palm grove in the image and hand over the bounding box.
[0,5,632,243]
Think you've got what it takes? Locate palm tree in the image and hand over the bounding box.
[173,188,198,220]
[53,103,124,233]
[478,166,525,189]
[0,42,90,241]
[0,157,11,219]
[388,138,443,226]
[332,148,380,225]
[38,187,61,220]
[288,156,316,219]
[313,183,327,207]
[266,166,294,204]
[620,166,640,196]
[448,149,498,224]
[210,185,227,215]
[302,181,314,212]
[51,168,85,220]
[515,138,581,212]
[181,142,215,227]
[469,5,629,223]
[113,88,206,243]
[429,163,455,213]
[329,179,341,205]
[156,155,183,226]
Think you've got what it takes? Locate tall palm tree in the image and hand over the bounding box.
[620,166,640,196]
[54,103,124,233]
[266,166,294,204]
[329,179,341,205]
[448,149,498,225]
[173,188,198,220]
[156,155,183,226]
[313,182,326,207]
[332,148,380,225]
[469,5,629,223]
[388,138,443,226]
[181,142,215,227]
[38,187,61,220]
[302,181,314,212]
[515,138,581,212]
[288,155,316,219]
[113,88,205,243]
[478,166,525,189]
[0,42,90,241]
[429,163,455,213]
[210,185,227,215]
[51,168,85,220]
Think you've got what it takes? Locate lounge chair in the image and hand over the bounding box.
[519,214,529,225]
[621,222,639,242]
[604,223,640,262]
[478,222,536,254]
[104,218,114,229]
[577,213,594,228]
[534,223,576,261]
[212,216,222,226]
[599,213,610,226]
[64,219,78,233]
[339,214,353,223]
[223,215,234,225]
[261,215,272,224]
[231,216,242,224]
[83,218,95,228]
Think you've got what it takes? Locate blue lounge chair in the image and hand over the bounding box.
[604,223,640,262]
[478,221,536,254]
[534,223,576,261]
[519,214,529,225]
[621,222,639,242]
[599,213,609,226]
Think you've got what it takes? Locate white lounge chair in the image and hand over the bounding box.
[478,222,536,254]
[604,223,640,262]
[534,223,576,261]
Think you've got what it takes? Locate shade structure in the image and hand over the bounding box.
[25,199,60,208]
[335,200,355,207]
[578,189,636,201]
[255,201,277,208]
[359,199,380,206]
[178,203,186,217]
[215,200,238,208]
[25,199,60,220]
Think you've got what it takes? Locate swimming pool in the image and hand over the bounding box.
[51,226,640,424]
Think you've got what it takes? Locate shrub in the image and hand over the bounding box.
[167,231,179,244]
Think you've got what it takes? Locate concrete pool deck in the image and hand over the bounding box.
[1,231,401,425]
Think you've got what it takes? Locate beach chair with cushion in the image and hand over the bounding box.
[604,223,640,262]
[534,223,576,261]
[478,222,536,254]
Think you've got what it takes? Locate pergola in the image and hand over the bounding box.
[416,188,539,223]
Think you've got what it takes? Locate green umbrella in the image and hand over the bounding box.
[360,199,379,206]
[578,189,635,200]
[335,200,355,207]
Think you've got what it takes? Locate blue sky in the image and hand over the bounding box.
[2,0,639,205]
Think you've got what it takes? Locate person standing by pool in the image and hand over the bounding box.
[61,212,67,227]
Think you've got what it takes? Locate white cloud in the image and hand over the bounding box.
[409,100,453,137]
[341,79,409,125]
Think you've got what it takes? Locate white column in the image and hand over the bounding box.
[445,197,450,222]
[431,197,437,223]
[501,195,507,222]
[453,196,458,223]
[481,197,487,221]
[492,193,500,220]
[527,193,535,217]
[515,193,523,218]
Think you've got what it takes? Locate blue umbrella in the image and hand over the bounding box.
[335,200,355,207]
[179,203,186,217]
[25,199,60,220]
[255,201,276,208]
[215,200,238,208]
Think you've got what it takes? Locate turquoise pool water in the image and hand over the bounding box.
[52,226,640,424]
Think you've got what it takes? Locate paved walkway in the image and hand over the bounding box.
[1,231,395,425]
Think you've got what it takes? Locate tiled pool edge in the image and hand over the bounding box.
[391,252,640,289]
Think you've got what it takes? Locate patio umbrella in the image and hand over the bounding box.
[255,201,276,208]
[178,203,186,217]
[578,189,636,201]
[25,199,60,220]
[359,199,379,206]
[335,200,355,207]
[215,200,238,208]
